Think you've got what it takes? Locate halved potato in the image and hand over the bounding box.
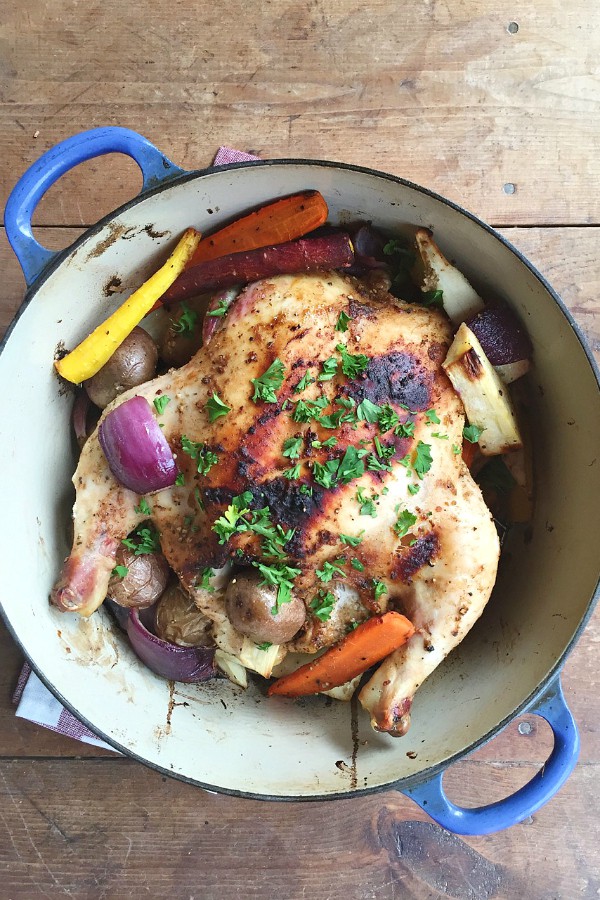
[443,323,523,455]
[414,229,485,325]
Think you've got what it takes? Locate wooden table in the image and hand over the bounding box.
[1,1,599,896]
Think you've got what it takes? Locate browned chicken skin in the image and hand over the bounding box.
[52,271,499,735]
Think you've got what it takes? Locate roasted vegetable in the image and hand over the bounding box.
[107,546,170,609]
[55,228,201,384]
[158,297,205,368]
[267,612,415,698]
[186,190,329,269]
[443,323,523,456]
[161,233,354,306]
[467,305,532,366]
[154,582,213,646]
[414,228,484,325]
[225,571,306,645]
[84,327,158,409]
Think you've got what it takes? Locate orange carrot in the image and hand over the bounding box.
[186,190,328,269]
[267,612,415,698]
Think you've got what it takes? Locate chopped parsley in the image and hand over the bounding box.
[312,437,338,449]
[199,566,214,591]
[395,420,416,438]
[299,484,314,497]
[356,398,382,423]
[175,472,185,486]
[134,498,151,516]
[253,561,302,614]
[318,357,338,382]
[463,423,484,443]
[122,524,161,555]
[111,565,129,579]
[335,310,352,332]
[373,579,388,601]
[171,302,198,334]
[294,371,315,394]
[292,396,328,424]
[206,392,230,422]
[351,558,364,571]
[316,559,346,583]
[181,435,219,475]
[340,532,364,547]
[394,508,418,538]
[452,444,461,455]
[282,436,303,459]
[206,298,229,317]
[251,358,285,403]
[356,486,378,517]
[212,492,253,544]
[337,446,365,484]
[153,395,171,416]
[336,343,370,378]
[425,409,440,425]
[432,432,448,440]
[378,404,399,433]
[310,590,336,621]
[367,454,392,472]
[421,289,444,309]
[414,441,433,479]
[283,463,301,480]
[407,483,420,495]
[312,458,340,489]
[256,641,273,651]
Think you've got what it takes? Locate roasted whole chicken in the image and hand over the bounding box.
[52,270,500,735]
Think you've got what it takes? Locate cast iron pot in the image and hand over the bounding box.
[2,128,599,835]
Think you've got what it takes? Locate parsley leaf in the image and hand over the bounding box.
[206,392,231,422]
[407,483,420,495]
[134,498,151,516]
[175,472,185,486]
[373,579,388,601]
[356,398,382,423]
[356,486,378,517]
[394,508,418,538]
[310,590,336,621]
[111,565,129,579]
[122,524,161,555]
[312,458,340,489]
[425,409,440,425]
[299,484,313,497]
[318,357,338,382]
[206,298,229,317]
[432,432,448,440]
[395,420,416,438]
[463,423,484,443]
[422,289,444,309]
[171,302,198,334]
[336,343,370,378]
[312,437,338,449]
[351,558,364,571]
[282,436,303,459]
[283,463,301,480]
[294,371,315,394]
[181,435,219,475]
[212,493,253,544]
[316,559,346,583]
[367,453,392,472]
[378,404,399,433]
[414,441,433,479]
[153,395,171,416]
[335,310,352,332]
[251,358,285,403]
[452,443,461,455]
[256,641,273,651]
[253,561,302,614]
[340,532,364,547]
[337,446,365,484]
[200,566,214,591]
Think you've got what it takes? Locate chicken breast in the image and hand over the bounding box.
[52,271,500,735]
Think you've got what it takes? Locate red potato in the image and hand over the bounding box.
[161,233,355,305]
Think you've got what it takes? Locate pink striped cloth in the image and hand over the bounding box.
[13,146,259,750]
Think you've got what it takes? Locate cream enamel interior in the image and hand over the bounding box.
[1,162,599,797]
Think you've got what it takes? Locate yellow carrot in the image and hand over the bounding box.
[55,228,201,384]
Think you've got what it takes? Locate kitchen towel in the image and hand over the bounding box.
[13,146,259,751]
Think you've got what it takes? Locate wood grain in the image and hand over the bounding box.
[2,0,600,226]
[0,758,597,899]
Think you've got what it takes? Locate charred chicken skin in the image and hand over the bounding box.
[52,271,500,735]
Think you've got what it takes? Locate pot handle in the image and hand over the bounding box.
[402,674,579,835]
[4,126,186,287]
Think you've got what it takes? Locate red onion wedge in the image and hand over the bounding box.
[467,306,532,366]
[98,395,177,494]
[127,608,217,682]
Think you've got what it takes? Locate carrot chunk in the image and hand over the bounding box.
[267,611,415,698]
